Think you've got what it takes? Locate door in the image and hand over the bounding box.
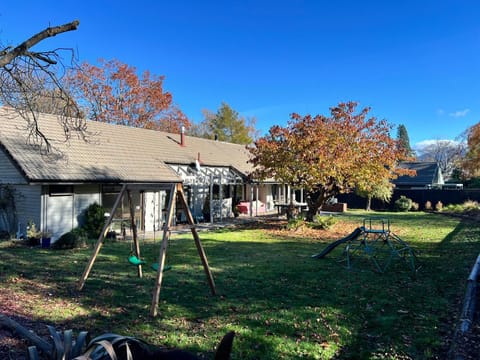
[46,194,74,240]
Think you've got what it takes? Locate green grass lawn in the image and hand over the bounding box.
[1,210,479,359]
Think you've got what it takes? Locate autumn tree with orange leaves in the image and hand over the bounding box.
[248,102,414,220]
[66,59,190,132]
[462,122,480,178]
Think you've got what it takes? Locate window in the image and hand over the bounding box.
[49,185,73,196]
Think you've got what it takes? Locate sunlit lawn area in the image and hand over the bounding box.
[1,210,479,359]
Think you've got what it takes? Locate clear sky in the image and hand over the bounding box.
[1,1,480,147]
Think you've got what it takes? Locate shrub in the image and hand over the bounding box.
[394,196,413,212]
[435,201,443,211]
[0,230,10,241]
[411,202,419,211]
[26,220,42,246]
[424,201,432,211]
[82,203,107,239]
[463,200,479,211]
[310,214,337,230]
[52,232,78,249]
[442,201,480,215]
[286,218,305,231]
[443,204,464,213]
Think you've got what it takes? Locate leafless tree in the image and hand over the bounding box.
[415,139,466,179]
[0,20,87,151]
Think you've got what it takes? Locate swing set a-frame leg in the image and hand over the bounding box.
[150,184,176,317]
[177,183,216,295]
[78,184,127,291]
[150,183,216,317]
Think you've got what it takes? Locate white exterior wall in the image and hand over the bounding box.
[14,185,42,238]
[258,184,275,211]
[0,148,39,236]
[0,149,27,184]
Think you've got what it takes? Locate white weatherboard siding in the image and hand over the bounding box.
[15,185,42,238]
[0,149,27,184]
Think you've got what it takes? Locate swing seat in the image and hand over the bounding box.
[128,255,146,266]
[151,263,172,272]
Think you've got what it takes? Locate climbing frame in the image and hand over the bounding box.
[341,218,418,274]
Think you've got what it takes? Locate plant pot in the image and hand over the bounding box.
[41,237,51,248]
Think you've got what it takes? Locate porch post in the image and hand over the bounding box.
[219,174,223,221]
[209,174,214,224]
[255,186,259,216]
[249,185,254,217]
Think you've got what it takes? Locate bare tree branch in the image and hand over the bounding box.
[0,20,90,153]
[0,20,79,67]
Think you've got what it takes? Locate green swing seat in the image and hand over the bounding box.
[151,263,172,272]
[128,255,171,272]
[128,255,146,266]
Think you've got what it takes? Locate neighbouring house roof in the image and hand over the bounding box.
[394,161,444,187]
[0,107,254,184]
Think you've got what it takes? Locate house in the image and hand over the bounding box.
[0,107,282,242]
[393,161,445,189]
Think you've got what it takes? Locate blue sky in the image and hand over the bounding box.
[1,1,480,147]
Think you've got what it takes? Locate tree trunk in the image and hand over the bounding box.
[306,191,326,221]
[305,186,338,221]
[286,204,299,220]
[366,196,372,211]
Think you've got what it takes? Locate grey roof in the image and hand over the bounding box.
[0,107,254,184]
[393,161,441,186]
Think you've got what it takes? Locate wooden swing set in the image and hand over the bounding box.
[77,182,216,317]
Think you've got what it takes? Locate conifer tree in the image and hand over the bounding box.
[396,124,415,158]
[192,102,257,145]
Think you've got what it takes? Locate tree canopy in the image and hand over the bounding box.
[462,123,480,178]
[66,59,190,133]
[189,102,257,144]
[356,178,393,211]
[248,101,413,220]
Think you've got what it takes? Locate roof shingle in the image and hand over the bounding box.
[0,108,253,183]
